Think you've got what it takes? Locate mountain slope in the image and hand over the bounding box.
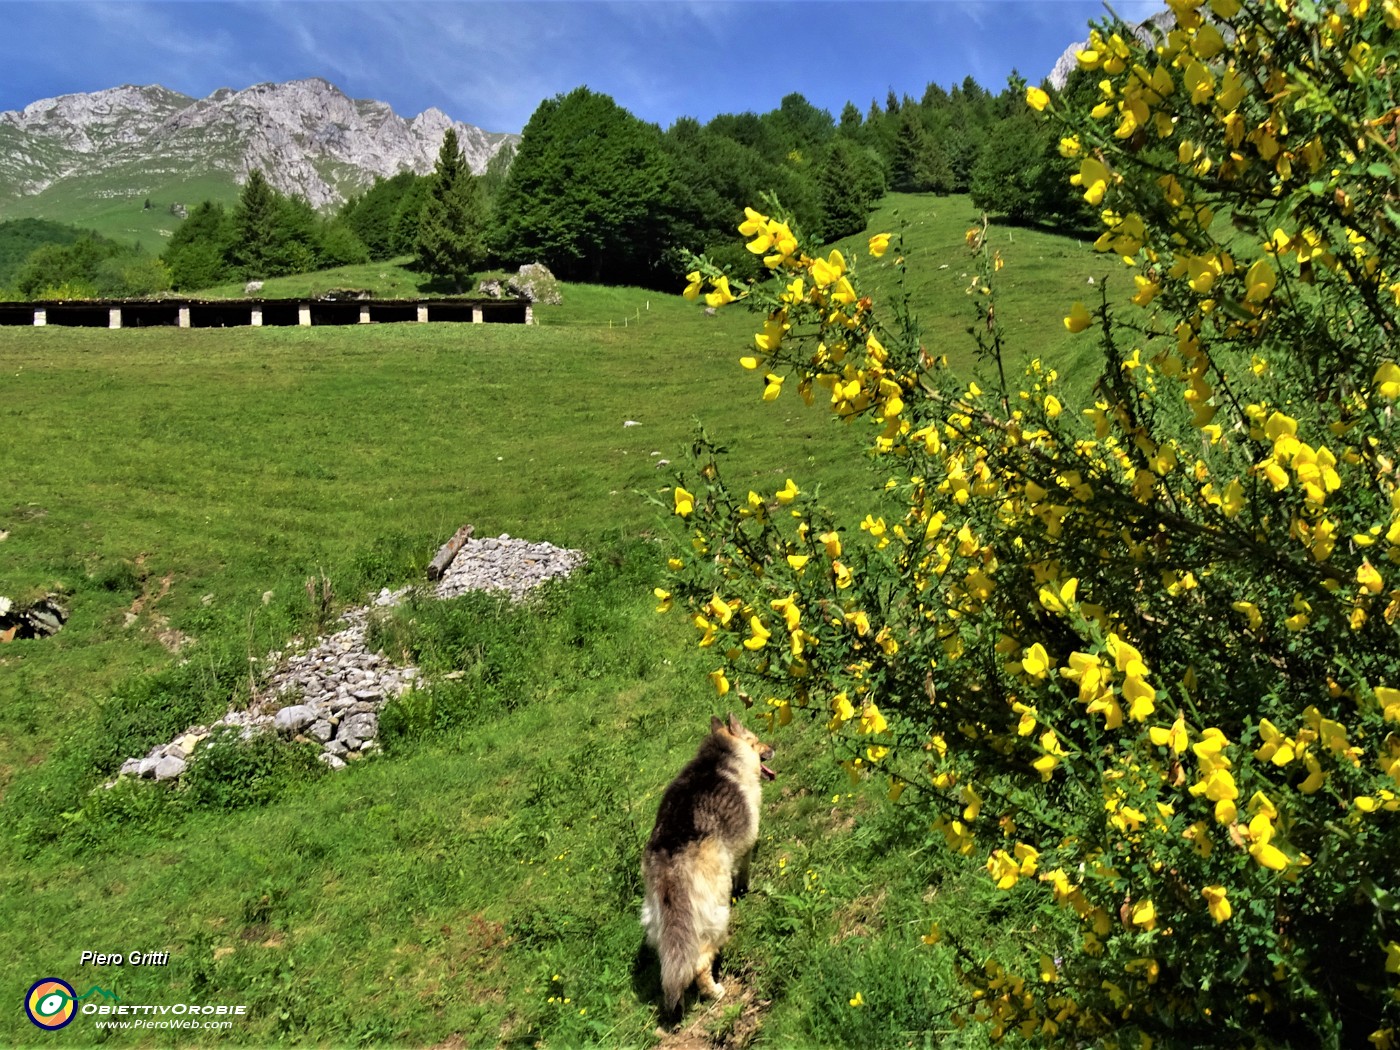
[0,78,516,249]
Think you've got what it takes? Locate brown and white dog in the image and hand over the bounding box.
[641,713,775,1014]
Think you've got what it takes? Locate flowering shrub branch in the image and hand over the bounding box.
[659,1,1400,1044]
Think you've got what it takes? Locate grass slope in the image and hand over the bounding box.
[0,193,1098,1048]
[0,173,241,256]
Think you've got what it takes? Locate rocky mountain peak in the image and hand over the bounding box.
[0,78,517,211]
[1047,9,1175,90]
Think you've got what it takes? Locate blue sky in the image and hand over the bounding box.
[1,1,1165,133]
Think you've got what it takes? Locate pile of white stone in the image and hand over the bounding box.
[112,534,585,784]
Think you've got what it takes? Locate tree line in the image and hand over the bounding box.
[3,74,1090,299]
[0,219,172,300]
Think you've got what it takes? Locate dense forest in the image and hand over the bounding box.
[2,73,1093,298]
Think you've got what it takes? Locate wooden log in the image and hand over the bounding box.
[427,524,474,580]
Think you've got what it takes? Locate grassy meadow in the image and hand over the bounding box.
[0,194,1101,1048]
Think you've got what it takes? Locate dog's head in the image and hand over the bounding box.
[712,712,776,781]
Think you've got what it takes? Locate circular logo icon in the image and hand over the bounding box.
[26,978,77,1030]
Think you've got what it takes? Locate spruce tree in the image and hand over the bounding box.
[230,169,280,279]
[818,138,876,239]
[415,127,486,291]
[891,108,952,194]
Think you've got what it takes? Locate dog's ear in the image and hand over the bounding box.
[728,711,745,736]
[711,715,726,735]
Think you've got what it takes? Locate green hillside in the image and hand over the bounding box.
[0,218,96,288]
[0,172,241,256]
[0,194,1094,1048]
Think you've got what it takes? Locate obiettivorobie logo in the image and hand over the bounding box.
[24,979,120,1031]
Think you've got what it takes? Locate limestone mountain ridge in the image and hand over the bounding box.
[0,77,516,223]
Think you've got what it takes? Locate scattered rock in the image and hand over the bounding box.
[434,534,586,604]
[107,533,585,785]
[476,279,504,299]
[508,263,562,306]
[0,594,68,641]
[244,280,264,296]
[154,756,186,780]
[273,704,316,734]
[339,712,378,749]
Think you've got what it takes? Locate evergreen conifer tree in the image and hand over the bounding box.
[891,108,952,193]
[230,169,281,279]
[415,127,487,291]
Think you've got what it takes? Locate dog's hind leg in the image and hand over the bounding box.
[693,944,726,1002]
[733,848,753,896]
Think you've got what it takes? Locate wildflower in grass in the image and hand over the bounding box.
[673,487,695,516]
[849,992,865,1007]
[868,232,892,257]
[1026,86,1051,111]
[1064,302,1093,333]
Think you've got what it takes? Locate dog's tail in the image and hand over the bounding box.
[651,863,698,1012]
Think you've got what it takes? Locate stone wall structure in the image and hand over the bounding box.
[0,297,533,329]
